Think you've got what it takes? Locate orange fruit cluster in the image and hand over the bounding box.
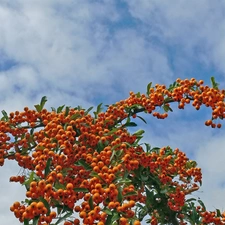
[0,78,225,224]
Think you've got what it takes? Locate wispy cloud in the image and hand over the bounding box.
[125,0,225,79]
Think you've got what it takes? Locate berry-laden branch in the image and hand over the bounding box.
[0,77,225,225]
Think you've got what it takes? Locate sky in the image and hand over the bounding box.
[1,0,225,224]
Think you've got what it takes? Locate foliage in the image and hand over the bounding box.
[1,77,225,225]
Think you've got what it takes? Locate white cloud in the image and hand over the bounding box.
[0,160,26,225]
[125,0,225,75]
[0,0,174,109]
[196,133,225,211]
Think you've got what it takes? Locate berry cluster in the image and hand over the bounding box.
[0,78,225,224]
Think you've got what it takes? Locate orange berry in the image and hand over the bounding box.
[13,201,20,209]
[205,120,212,126]
[10,205,15,212]
[30,181,37,189]
[74,206,81,212]
[97,222,104,225]
[66,183,74,190]
[108,201,115,209]
[79,211,87,219]
[73,219,80,225]
[50,211,57,218]
[133,220,141,225]
[37,202,44,210]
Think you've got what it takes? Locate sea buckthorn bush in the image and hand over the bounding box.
[1,77,225,225]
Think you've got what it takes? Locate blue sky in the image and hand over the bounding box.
[1,0,225,224]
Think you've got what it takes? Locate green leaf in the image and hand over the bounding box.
[76,159,92,171]
[56,204,63,214]
[136,203,146,211]
[89,196,94,210]
[163,104,173,112]
[123,122,137,127]
[137,115,147,124]
[94,103,103,118]
[140,173,149,182]
[115,149,124,157]
[186,160,197,169]
[160,188,169,194]
[24,171,35,186]
[63,123,68,131]
[44,158,52,177]
[185,198,196,203]
[1,110,9,120]
[109,144,122,161]
[73,127,81,137]
[145,187,154,206]
[30,128,35,136]
[34,104,42,112]
[110,149,116,162]
[103,208,113,215]
[51,107,56,112]
[117,186,123,203]
[97,140,105,153]
[8,151,15,155]
[126,116,131,123]
[216,209,222,217]
[57,105,65,113]
[105,214,113,225]
[164,97,173,103]
[33,216,39,225]
[211,76,219,90]
[61,205,73,214]
[70,113,80,120]
[96,103,103,112]
[136,92,141,97]
[150,147,160,153]
[85,106,94,115]
[43,132,49,138]
[54,181,65,190]
[133,129,145,136]
[168,81,180,92]
[136,204,148,221]
[24,198,31,204]
[65,106,70,116]
[55,212,73,225]
[24,218,29,225]
[129,104,143,110]
[111,212,120,223]
[34,97,47,112]
[115,177,132,185]
[76,105,83,110]
[74,188,89,193]
[198,199,206,210]
[190,203,198,223]
[124,191,137,198]
[133,136,143,147]
[143,143,151,153]
[147,82,152,96]
[40,96,47,109]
